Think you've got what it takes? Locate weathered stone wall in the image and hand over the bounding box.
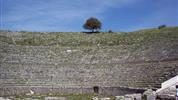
[0,86,145,96]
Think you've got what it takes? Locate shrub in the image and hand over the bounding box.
[108,30,113,33]
[158,25,166,29]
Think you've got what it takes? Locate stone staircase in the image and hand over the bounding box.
[0,45,178,91]
[1,29,178,95]
[155,65,178,88]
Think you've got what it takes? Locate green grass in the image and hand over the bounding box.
[1,27,178,47]
[13,93,115,100]
[0,35,14,44]
[15,27,178,46]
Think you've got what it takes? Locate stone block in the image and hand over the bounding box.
[143,89,156,100]
[92,97,99,100]
[115,96,124,100]
[0,97,11,100]
[125,93,142,100]
[23,98,39,100]
[99,97,110,100]
[44,97,67,100]
[124,97,132,100]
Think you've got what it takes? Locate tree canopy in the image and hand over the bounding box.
[83,17,102,32]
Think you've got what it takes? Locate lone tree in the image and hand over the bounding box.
[83,17,102,33]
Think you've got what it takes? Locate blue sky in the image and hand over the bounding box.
[0,0,178,32]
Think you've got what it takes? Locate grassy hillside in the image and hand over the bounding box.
[1,27,178,47]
